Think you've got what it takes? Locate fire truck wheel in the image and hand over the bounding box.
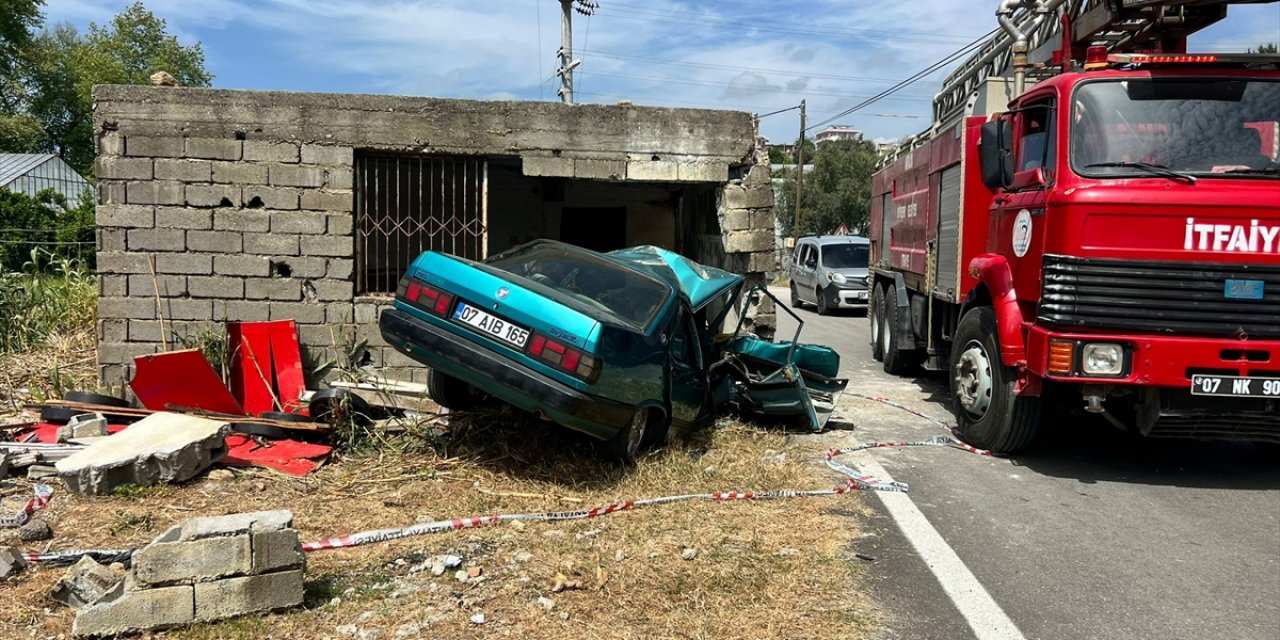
[789,282,802,308]
[869,285,885,362]
[816,287,831,315]
[950,306,1041,454]
[881,284,922,374]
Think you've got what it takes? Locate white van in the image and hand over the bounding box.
[786,235,871,314]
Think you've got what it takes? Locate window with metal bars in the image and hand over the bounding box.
[354,153,488,294]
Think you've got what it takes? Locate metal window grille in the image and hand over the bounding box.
[354,153,488,293]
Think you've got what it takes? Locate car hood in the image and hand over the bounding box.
[606,245,745,311]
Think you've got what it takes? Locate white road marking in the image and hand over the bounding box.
[857,454,1028,640]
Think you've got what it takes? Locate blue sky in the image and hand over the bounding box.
[42,0,1280,143]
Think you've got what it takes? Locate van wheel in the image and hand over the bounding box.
[428,369,478,411]
[816,288,831,315]
[789,282,802,308]
[869,285,884,361]
[950,307,1041,454]
[881,284,922,374]
[607,407,650,463]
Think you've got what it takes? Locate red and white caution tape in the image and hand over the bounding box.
[0,483,54,529]
[21,549,134,566]
[20,396,989,562]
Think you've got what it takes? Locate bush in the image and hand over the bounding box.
[0,248,96,353]
[0,188,95,273]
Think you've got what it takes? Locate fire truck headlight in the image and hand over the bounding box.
[830,272,848,285]
[1081,343,1125,376]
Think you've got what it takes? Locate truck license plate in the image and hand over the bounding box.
[452,302,530,349]
[1190,374,1280,398]
[1223,279,1263,300]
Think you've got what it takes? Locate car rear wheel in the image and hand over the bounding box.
[869,284,884,362]
[950,307,1041,454]
[607,407,650,463]
[428,369,479,411]
[789,282,802,308]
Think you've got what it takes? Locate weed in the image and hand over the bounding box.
[111,483,173,500]
[0,248,95,354]
[107,510,154,536]
[175,323,231,382]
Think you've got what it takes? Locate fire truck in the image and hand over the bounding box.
[867,0,1280,453]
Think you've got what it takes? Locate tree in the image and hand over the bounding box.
[0,187,94,272]
[767,146,788,164]
[792,137,816,164]
[1248,43,1278,54]
[8,2,212,175]
[776,139,881,237]
[0,0,44,113]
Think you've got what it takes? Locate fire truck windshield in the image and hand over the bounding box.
[1070,78,1280,179]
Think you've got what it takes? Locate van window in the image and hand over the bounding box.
[821,244,870,268]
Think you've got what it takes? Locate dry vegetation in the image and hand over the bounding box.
[2,334,883,639]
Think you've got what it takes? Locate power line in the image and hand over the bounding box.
[537,0,544,100]
[578,48,910,84]
[577,70,937,101]
[807,28,997,132]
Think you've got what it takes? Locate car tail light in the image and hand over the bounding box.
[397,276,453,316]
[528,333,599,383]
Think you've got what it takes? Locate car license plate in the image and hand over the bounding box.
[452,302,530,349]
[1190,374,1280,398]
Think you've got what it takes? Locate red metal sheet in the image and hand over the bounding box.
[221,433,330,476]
[227,321,277,415]
[267,320,306,412]
[130,349,245,415]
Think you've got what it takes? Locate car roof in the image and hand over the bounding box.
[605,245,744,311]
[799,235,870,247]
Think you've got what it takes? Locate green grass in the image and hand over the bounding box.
[0,248,96,354]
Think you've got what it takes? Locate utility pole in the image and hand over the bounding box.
[557,1,598,104]
[793,99,806,239]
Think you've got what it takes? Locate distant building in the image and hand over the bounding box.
[814,126,863,147]
[0,154,92,202]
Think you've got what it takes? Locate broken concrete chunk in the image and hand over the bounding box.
[55,412,229,495]
[194,570,304,621]
[176,509,294,541]
[72,583,195,637]
[0,546,26,580]
[26,464,58,480]
[57,413,108,442]
[132,532,252,587]
[52,556,123,609]
[18,519,53,542]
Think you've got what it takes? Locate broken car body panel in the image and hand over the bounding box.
[379,240,846,446]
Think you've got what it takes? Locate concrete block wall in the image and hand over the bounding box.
[71,510,305,637]
[95,131,357,387]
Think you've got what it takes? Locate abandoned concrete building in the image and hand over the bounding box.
[92,85,776,388]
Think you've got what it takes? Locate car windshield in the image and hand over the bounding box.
[1070,78,1280,177]
[821,243,870,268]
[487,242,671,329]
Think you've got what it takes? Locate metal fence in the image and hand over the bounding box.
[354,153,488,294]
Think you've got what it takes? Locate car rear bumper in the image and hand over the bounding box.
[379,307,634,440]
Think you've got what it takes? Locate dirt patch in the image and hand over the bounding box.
[2,407,883,639]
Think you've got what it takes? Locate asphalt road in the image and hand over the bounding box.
[771,287,1280,640]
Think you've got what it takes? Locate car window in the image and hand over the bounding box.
[803,245,817,268]
[669,308,701,368]
[486,242,670,329]
[820,243,870,268]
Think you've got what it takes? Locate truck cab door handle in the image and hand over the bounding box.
[993,195,1010,206]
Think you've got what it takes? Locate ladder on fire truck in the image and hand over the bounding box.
[932,0,1278,128]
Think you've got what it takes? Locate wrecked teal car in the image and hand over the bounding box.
[380,240,847,461]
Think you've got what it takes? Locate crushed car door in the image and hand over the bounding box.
[668,304,710,430]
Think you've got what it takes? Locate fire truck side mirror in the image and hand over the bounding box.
[979,119,1014,190]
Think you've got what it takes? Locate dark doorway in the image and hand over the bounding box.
[560,207,627,252]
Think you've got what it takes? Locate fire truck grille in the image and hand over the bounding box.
[1038,255,1280,339]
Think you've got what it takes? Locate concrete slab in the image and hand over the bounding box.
[55,412,229,495]
[51,556,123,609]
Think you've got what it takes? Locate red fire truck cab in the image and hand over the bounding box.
[869,51,1280,453]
